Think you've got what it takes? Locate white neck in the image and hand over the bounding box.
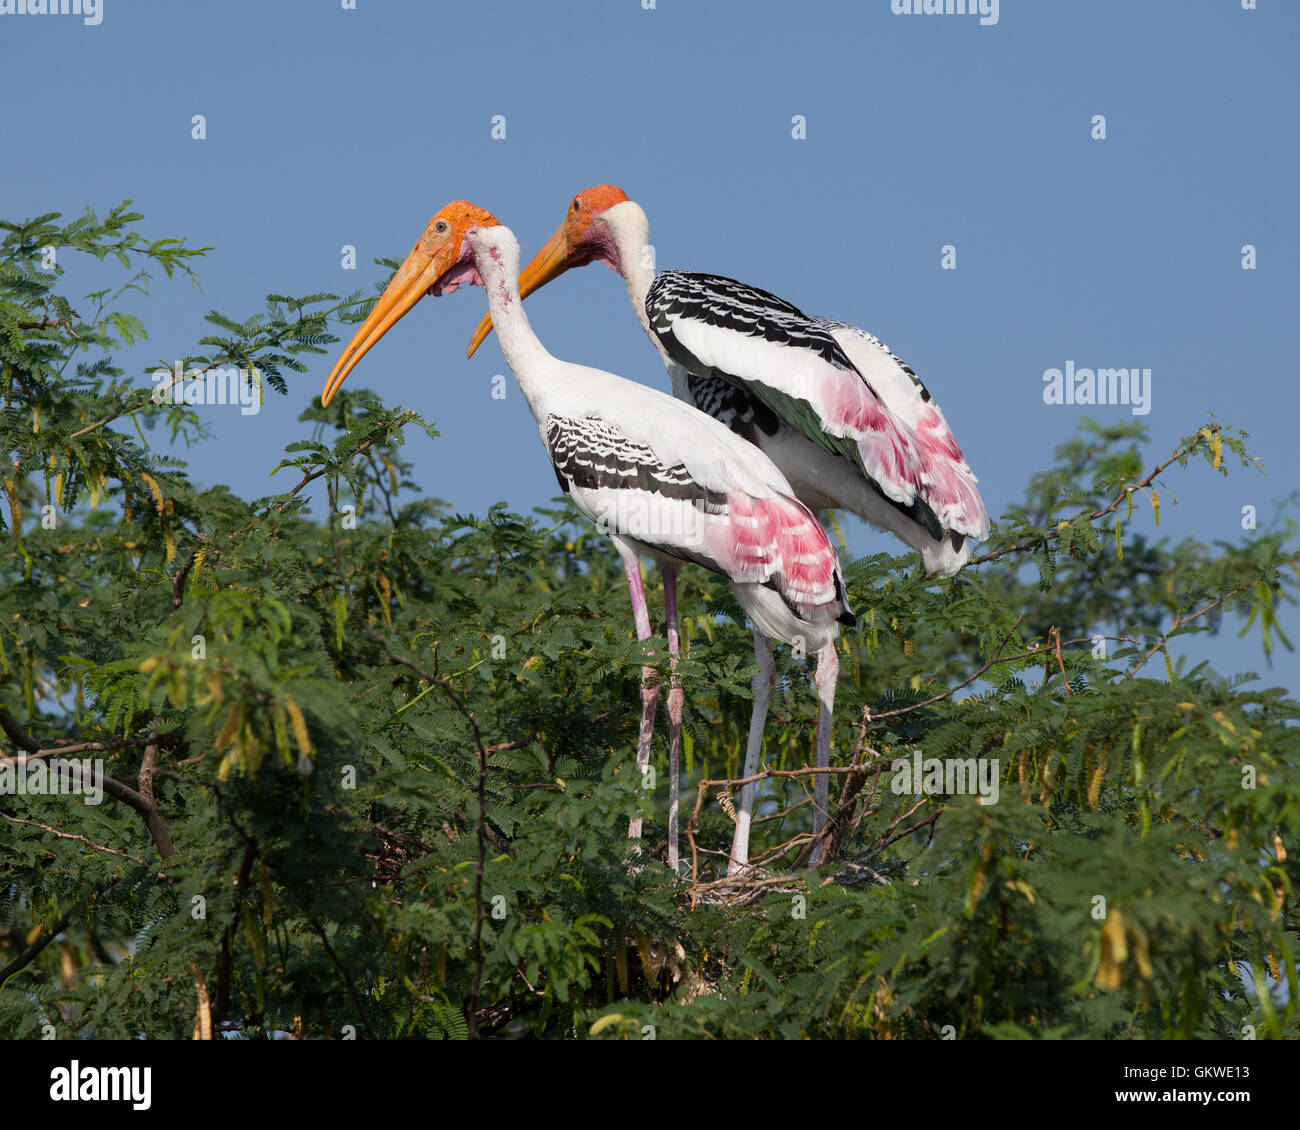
[468,225,553,410]
[600,201,672,368]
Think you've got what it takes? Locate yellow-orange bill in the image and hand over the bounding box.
[465,225,574,359]
[322,251,439,406]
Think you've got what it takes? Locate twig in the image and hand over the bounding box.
[221,412,419,547]
[214,840,256,1026]
[0,914,71,984]
[309,918,373,1037]
[969,429,1220,567]
[0,813,145,864]
[17,317,80,338]
[65,356,229,440]
[865,614,1027,722]
[171,551,198,611]
[1124,581,1258,679]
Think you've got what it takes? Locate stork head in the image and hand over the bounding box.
[321,201,500,407]
[466,184,632,359]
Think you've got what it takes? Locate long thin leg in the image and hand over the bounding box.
[728,630,776,875]
[618,544,660,848]
[808,641,839,867]
[662,563,683,872]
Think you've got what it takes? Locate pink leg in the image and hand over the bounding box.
[662,563,683,872]
[728,631,776,875]
[618,544,659,848]
[807,641,839,867]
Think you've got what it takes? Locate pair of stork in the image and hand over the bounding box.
[321,187,989,877]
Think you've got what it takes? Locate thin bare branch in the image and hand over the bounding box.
[0,813,145,864]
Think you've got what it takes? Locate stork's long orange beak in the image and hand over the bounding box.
[322,245,444,407]
[466,224,574,359]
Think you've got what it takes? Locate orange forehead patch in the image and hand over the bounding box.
[580,184,629,210]
[571,184,629,223]
[416,201,501,253]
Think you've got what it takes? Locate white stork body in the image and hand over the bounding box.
[479,190,989,871]
[595,202,989,574]
[499,320,852,658]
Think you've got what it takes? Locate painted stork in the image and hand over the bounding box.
[467,186,990,867]
[321,202,854,874]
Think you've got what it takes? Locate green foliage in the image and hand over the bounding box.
[0,205,1297,1041]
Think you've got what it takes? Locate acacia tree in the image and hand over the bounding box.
[1,205,1297,1040]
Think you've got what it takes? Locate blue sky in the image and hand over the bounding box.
[3,0,1297,690]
